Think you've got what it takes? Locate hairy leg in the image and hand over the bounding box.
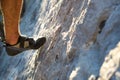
[1,0,23,45]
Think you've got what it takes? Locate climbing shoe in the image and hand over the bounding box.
[5,36,46,56]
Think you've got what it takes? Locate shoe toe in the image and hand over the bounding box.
[32,37,46,49]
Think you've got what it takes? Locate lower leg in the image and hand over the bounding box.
[1,0,23,45]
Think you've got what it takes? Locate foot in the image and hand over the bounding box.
[5,36,46,56]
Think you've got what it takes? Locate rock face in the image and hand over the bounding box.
[0,0,120,80]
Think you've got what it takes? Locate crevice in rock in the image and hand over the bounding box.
[98,20,106,34]
[55,54,59,61]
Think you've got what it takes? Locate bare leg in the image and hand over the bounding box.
[1,0,23,45]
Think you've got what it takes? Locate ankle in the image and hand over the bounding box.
[5,37,19,45]
[6,41,18,45]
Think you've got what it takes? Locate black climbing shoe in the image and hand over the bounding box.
[5,36,46,56]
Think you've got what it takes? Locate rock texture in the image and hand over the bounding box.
[0,0,120,80]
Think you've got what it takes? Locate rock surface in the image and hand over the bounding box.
[0,0,120,80]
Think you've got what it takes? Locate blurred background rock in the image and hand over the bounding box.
[0,10,4,41]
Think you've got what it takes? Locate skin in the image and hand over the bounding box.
[1,0,23,45]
